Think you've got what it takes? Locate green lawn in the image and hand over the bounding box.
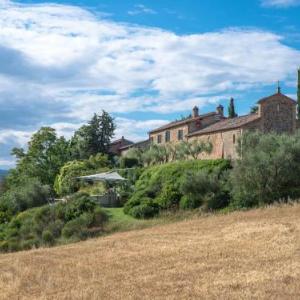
[102,207,201,234]
[102,207,161,233]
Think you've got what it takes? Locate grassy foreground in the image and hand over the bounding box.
[0,204,299,299]
[102,207,195,233]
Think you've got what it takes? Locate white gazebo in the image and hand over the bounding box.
[77,171,126,182]
[77,171,126,207]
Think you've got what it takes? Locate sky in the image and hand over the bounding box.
[0,0,300,169]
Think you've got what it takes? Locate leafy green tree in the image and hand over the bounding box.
[184,140,213,160]
[230,131,300,208]
[70,111,115,159]
[54,154,110,196]
[9,127,70,188]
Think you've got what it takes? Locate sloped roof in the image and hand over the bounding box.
[257,92,296,105]
[110,137,134,145]
[119,139,150,150]
[77,171,126,182]
[188,113,260,137]
[149,112,217,134]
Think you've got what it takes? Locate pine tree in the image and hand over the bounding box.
[228,98,237,118]
[70,111,115,159]
[297,68,300,119]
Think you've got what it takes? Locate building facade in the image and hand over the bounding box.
[149,105,225,145]
[149,91,297,160]
[109,136,134,156]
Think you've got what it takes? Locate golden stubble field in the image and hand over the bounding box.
[0,204,299,300]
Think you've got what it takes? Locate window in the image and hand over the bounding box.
[157,135,162,144]
[233,134,236,144]
[178,130,184,141]
[165,131,170,142]
[150,137,154,143]
[277,104,280,112]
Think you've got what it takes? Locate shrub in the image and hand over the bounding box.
[230,131,300,208]
[0,192,108,253]
[180,170,230,211]
[91,207,107,228]
[62,213,92,239]
[42,230,55,245]
[63,193,96,222]
[129,198,159,219]
[0,211,10,224]
[120,157,140,169]
[156,185,182,210]
[0,178,50,217]
[179,195,200,210]
[124,159,231,218]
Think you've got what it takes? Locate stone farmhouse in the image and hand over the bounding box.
[148,89,297,159]
[113,88,297,160]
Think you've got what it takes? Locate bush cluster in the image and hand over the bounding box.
[0,178,51,222]
[230,131,300,208]
[0,193,107,253]
[124,159,231,218]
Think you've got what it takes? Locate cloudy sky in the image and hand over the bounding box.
[0,0,300,169]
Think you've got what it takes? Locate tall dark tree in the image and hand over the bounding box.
[297,68,300,119]
[70,110,115,159]
[228,97,237,118]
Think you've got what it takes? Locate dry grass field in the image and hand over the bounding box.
[0,204,299,300]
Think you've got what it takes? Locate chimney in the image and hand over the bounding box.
[216,105,224,117]
[192,106,199,118]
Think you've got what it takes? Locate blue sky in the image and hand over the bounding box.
[0,0,300,168]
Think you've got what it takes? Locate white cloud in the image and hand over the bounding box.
[0,159,15,168]
[261,0,300,7]
[114,117,168,142]
[128,4,157,16]
[0,1,299,118]
[0,129,32,146]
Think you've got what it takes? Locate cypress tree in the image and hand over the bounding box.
[228,97,237,118]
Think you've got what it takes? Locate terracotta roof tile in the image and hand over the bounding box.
[188,113,260,136]
[149,112,217,134]
[119,139,150,150]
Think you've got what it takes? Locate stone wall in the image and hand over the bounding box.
[259,96,296,134]
[188,119,261,160]
[150,123,189,145]
[188,129,242,160]
[150,114,222,145]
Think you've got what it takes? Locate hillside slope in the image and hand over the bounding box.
[0,204,299,299]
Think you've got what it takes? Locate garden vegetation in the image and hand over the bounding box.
[2,107,300,252]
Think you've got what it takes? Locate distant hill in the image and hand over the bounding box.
[0,169,8,180]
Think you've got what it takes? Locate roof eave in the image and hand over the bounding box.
[188,116,261,137]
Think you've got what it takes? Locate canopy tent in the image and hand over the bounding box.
[77,171,126,182]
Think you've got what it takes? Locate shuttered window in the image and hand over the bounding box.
[178,130,183,141]
[157,135,162,144]
[165,131,171,142]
